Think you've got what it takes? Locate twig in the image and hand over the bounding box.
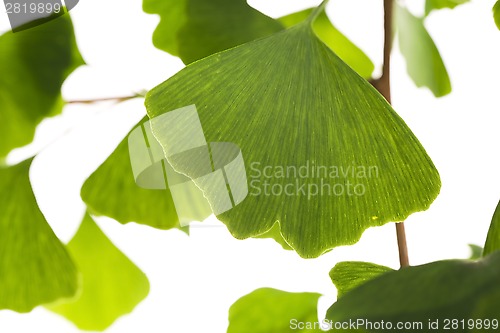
[66,91,147,105]
[370,0,410,268]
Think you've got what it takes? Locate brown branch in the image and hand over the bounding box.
[66,92,146,105]
[370,0,410,268]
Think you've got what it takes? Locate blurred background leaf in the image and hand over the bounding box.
[143,0,282,64]
[0,15,83,159]
[278,8,374,79]
[396,5,451,97]
[81,119,183,230]
[0,159,78,312]
[227,288,322,333]
[425,0,469,16]
[494,1,500,30]
[468,244,483,260]
[48,213,150,331]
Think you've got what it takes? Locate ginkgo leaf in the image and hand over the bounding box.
[0,159,78,312]
[81,119,182,230]
[330,261,393,298]
[279,8,374,78]
[0,14,84,159]
[143,0,283,64]
[227,288,322,333]
[48,214,150,331]
[425,0,469,16]
[146,3,441,258]
[326,251,500,329]
[494,1,500,30]
[483,200,500,257]
[396,5,451,97]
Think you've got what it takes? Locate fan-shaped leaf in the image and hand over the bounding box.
[330,262,393,299]
[326,251,500,331]
[146,5,441,258]
[228,288,322,333]
[48,214,150,331]
[0,159,78,312]
[396,5,451,97]
[483,200,500,257]
[143,0,283,64]
[279,8,374,78]
[0,15,84,159]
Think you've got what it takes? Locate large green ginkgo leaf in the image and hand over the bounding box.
[326,252,500,331]
[227,288,322,333]
[0,159,78,312]
[0,15,84,159]
[48,214,150,331]
[330,262,393,299]
[483,200,500,257]
[143,0,283,64]
[396,5,451,97]
[279,8,374,78]
[146,4,441,258]
[81,118,181,230]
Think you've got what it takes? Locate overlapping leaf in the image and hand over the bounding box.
[49,214,150,331]
[483,200,500,257]
[326,251,500,331]
[330,262,393,299]
[227,288,322,333]
[425,0,469,16]
[146,5,441,258]
[279,8,374,78]
[0,15,84,159]
[143,0,283,64]
[396,5,451,97]
[0,159,78,312]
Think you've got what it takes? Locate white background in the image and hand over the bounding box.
[1,0,500,332]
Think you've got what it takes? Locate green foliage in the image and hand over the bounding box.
[425,0,469,16]
[81,119,182,230]
[227,288,322,333]
[49,214,150,331]
[143,0,283,64]
[326,251,500,331]
[494,1,500,30]
[330,262,393,298]
[145,6,441,258]
[278,8,374,78]
[0,15,83,159]
[0,159,78,312]
[396,5,451,97]
[483,200,500,257]
[468,244,483,260]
